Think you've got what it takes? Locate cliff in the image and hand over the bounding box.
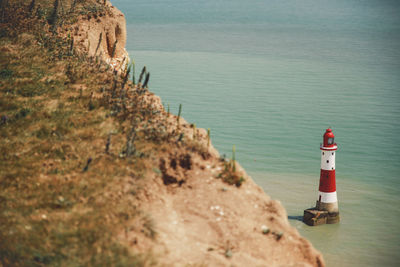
[66,1,129,70]
[0,1,324,266]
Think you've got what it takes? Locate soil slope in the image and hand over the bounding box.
[0,1,324,266]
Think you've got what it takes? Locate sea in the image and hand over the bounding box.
[112,0,400,266]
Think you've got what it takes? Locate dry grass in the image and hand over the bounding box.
[0,3,326,267]
[0,1,223,266]
[0,37,150,267]
[0,1,163,266]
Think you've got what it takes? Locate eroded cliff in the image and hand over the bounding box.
[68,1,129,70]
[0,1,324,266]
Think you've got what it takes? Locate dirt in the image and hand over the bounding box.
[118,104,325,266]
[96,88,325,266]
[59,2,326,266]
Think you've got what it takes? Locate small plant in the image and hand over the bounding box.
[192,123,196,140]
[88,100,96,110]
[70,0,77,13]
[121,57,127,72]
[28,0,36,13]
[177,104,182,124]
[1,115,9,125]
[82,157,93,172]
[105,134,111,154]
[131,61,136,85]
[217,145,245,187]
[49,0,60,30]
[111,74,118,98]
[125,127,136,157]
[15,108,31,119]
[121,63,131,89]
[0,68,13,79]
[69,37,74,56]
[88,91,98,110]
[167,103,170,117]
[138,66,146,85]
[142,72,150,88]
[177,132,184,142]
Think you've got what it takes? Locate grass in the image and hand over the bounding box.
[0,33,149,263]
[0,1,225,265]
[217,145,245,187]
[0,1,165,265]
[177,103,182,127]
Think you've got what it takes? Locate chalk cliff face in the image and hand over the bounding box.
[108,95,325,266]
[70,2,129,70]
[70,3,325,266]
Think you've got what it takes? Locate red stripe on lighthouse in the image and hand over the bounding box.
[319,169,336,192]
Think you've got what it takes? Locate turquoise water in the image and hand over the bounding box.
[112,0,400,265]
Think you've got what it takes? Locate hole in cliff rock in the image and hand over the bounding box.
[179,154,192,170]
[162,173,178,185]
[159,158,182,186]
[170,158,177,170]
[326,160,329,163]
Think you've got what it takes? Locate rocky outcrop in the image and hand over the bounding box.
[70,2,129,70]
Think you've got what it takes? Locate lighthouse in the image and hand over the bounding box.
[303,128,340,226]
[317,128,339,215]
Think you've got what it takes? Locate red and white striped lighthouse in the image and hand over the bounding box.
[316,128,340,221]
[303,128,340,225]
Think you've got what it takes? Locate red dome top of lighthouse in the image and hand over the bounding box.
[322,128,337,149]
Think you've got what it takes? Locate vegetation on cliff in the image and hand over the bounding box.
[0,1,325,266]
[0,0,205,265]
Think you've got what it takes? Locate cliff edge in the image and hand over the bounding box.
[0,1,324,266]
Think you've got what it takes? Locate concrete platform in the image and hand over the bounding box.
[303,208,340,226]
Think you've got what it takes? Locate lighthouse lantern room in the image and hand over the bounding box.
[303,128,340,226]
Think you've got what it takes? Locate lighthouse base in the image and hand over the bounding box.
[303,208,340,226]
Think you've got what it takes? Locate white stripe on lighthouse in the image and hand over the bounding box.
[321,150,335,170]
[318,191,337,203]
